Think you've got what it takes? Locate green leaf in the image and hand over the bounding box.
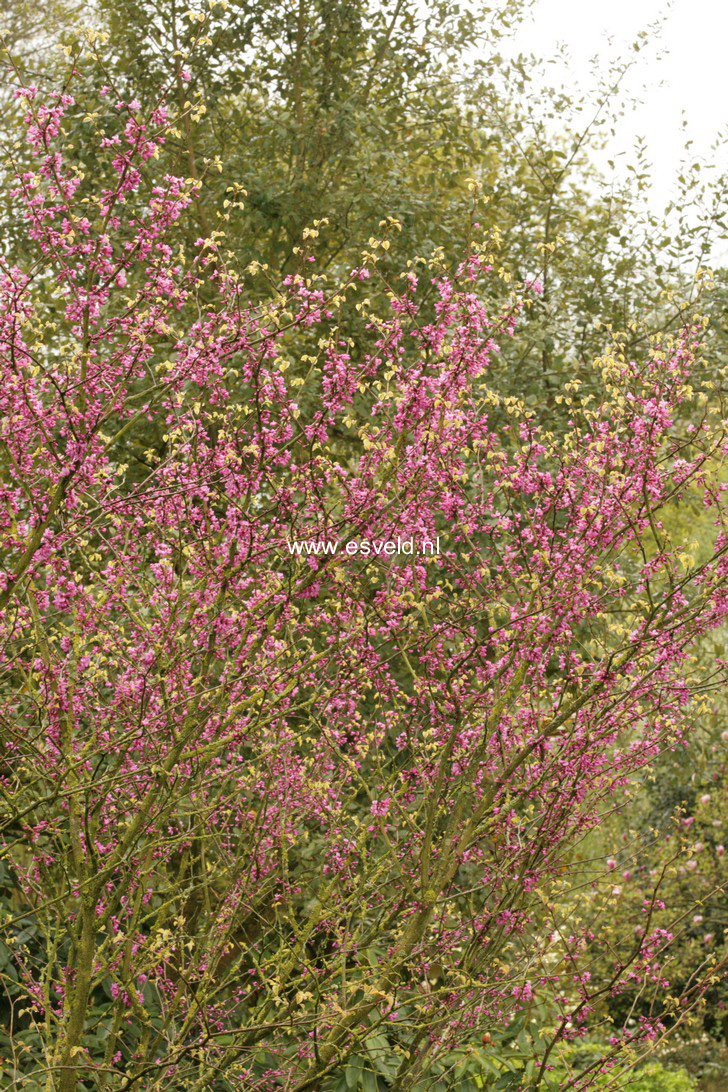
[360,1070,378,1092]
[345,1058,364,1090]
[501,1014,526,1045]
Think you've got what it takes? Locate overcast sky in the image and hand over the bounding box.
[505,0,727,218]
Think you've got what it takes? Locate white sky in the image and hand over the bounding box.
[505,0,727,217]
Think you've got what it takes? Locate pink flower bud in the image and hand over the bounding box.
[685,859,698,872]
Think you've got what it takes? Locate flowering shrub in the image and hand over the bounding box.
[0,84,727,1091]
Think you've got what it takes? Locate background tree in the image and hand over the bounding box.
[4,1,725,411]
